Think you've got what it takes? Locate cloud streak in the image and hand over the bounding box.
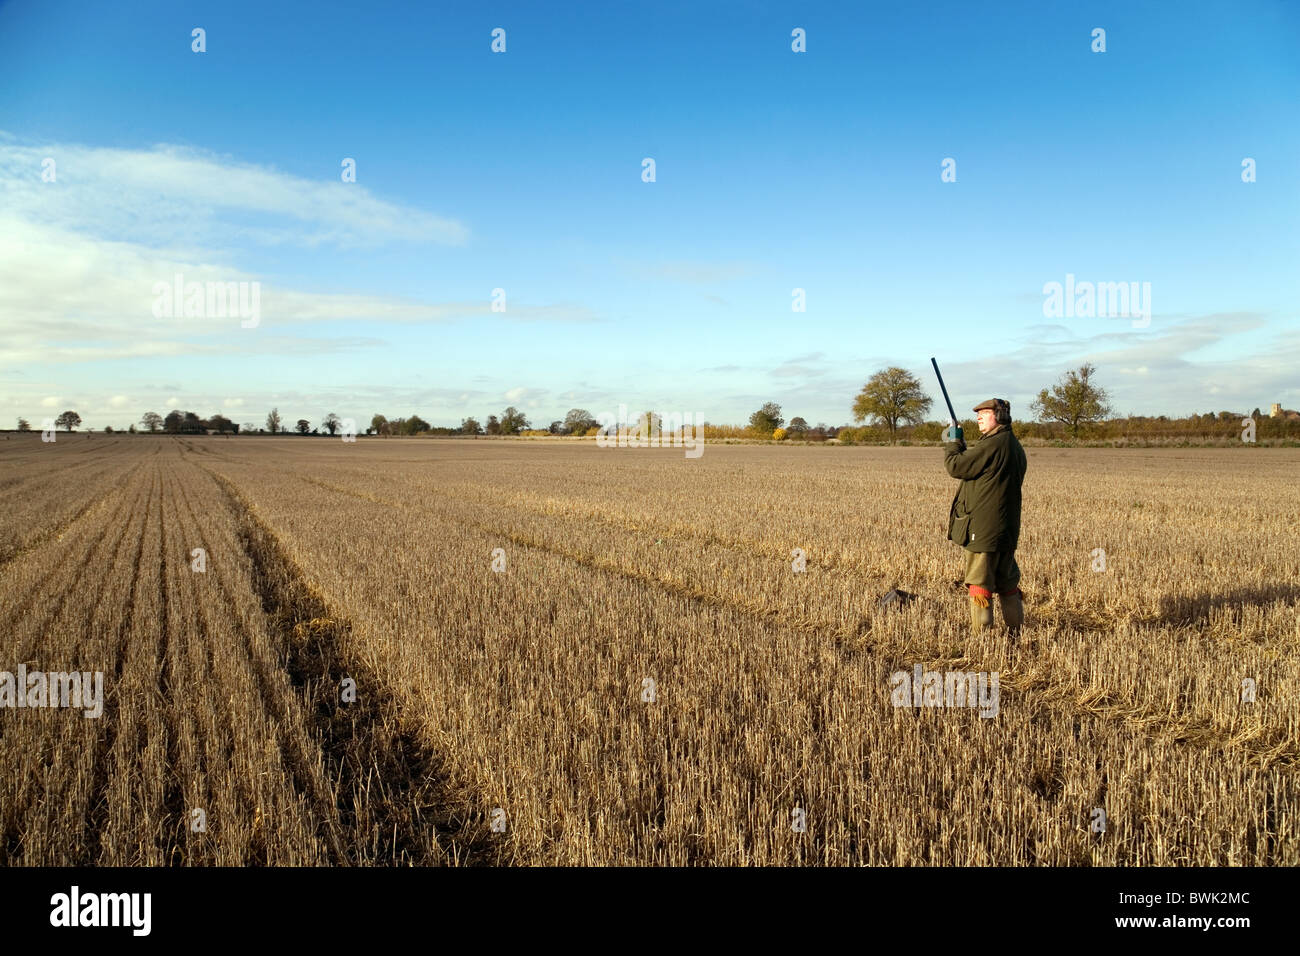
[0,131,602,366]
[616,258,759,285]
[0,133,468,249]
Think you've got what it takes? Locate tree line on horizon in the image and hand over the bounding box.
[14,364,1300,443]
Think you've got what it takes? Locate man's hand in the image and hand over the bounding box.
[943,425,964,444]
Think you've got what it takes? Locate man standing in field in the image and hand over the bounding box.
[942,398,1027,635]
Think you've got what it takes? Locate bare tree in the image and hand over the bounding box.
[1030,363,1112,438]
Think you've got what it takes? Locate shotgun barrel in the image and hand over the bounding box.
[930,357,958,427]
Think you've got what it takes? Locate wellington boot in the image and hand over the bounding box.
[999,593,1024,635]
[969,596,994,633]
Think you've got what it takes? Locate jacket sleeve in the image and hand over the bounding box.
[944,437,997,480]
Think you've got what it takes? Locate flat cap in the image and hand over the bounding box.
[972,398,1006,413]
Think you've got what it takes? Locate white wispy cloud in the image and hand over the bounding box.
[682,312,1300,423]
[0,132,600,366]
[770,352,829,379]
[616,258,759,284]
[0,133,468,249]
[934,313,1300,416]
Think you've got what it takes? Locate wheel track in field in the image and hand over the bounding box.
[154,459,186,863]
[411,479,900,579]
[178,452,355,862]
[195,461,503,865]
[170,458,348,865]
[84,466,158,864]
[71,438,121,454]
[166,455,239,863]
[288,471,1299,775]
[293,473,832,628]
[160,458,238,864]
[167,459,260,860]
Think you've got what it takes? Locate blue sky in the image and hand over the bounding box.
[2,0,1298,430]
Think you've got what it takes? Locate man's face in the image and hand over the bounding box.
[976,408,997,434]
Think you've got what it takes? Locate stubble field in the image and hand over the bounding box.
[0,434,1295,865]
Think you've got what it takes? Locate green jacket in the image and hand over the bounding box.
[944,423,1027,552]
